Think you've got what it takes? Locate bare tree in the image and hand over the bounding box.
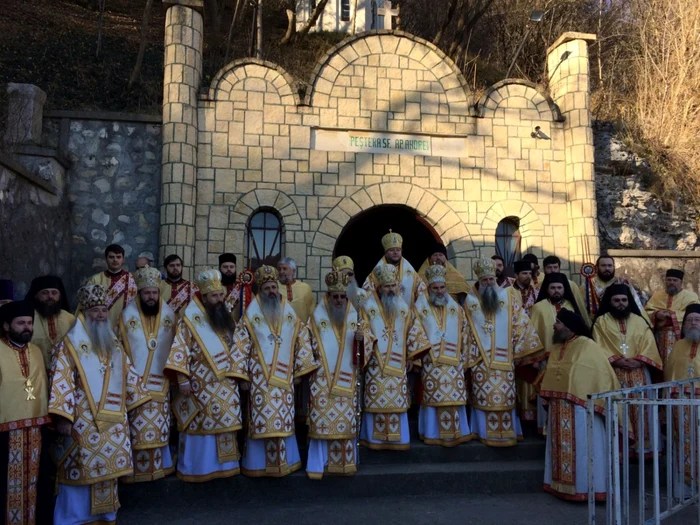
[297,0,330,37]
[433,0,460,46]
[128,0,154,88]
[225,0,247,62]
[280,0,297,45]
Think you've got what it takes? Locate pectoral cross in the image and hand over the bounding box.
[688,365,696,379]
[555,368,564,381]
[620,342,629,355]
[24,379,36,401]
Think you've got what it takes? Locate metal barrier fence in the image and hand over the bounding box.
[587,378,700,525]
[586,378,700,525]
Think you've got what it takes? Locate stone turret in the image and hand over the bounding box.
[547,32,599,271]
[160,0,203,279]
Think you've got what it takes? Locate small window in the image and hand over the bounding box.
[246,210,283,272]
[341,0,350,22]
[495,217,522,269]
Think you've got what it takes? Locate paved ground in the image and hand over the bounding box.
[117,493,700,524]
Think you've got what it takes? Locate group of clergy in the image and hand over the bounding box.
[2,237,700,524]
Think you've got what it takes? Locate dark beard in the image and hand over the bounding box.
[599,271,615,283]
[221,273,236,286]
[9,328,33,345]
[205,302,235,333]
[610,307,630,320]
[552,330,570,344]
[36,300,62,318]
[140,298,160,317]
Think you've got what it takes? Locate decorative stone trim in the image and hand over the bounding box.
[476,79,563,122]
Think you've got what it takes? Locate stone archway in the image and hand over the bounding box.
[310,182,475,281]
[333,204,442,284]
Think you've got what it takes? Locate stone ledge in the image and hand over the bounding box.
[609,249,700,259]
[44,109,162,124]
[14,144,71,169]
[547,32,597,55]
[0,151,57,195]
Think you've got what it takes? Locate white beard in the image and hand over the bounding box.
[86,318,114,358]
[380,293,402,317]
[430,292,448,307]
[685,328,700,343]
[260,293,283,327]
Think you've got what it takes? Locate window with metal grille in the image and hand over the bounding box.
[495,217,522,269]
[246,210,283,272]
[341,0,350,21]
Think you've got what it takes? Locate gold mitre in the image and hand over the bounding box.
[374,265,398,286]
[381,229,403,252]
[196,268,224,295]
[473,258,496,279]
[134,265,161,290]
[325,270,351,293]
[255,265,279,285]
[77,284,107,311]
[425,264,447,285]
[332,255,354,272]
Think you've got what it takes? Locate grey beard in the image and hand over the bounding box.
[667,286,679,296]
[329,303,347,328]
[346,279,359,306]
[380,293,402,317]
[260,293,283,327]
[279,275,292,285]
[685,327,700,343]
[480,285,500,315]
[430,292,448,307]
[86,318,115,358]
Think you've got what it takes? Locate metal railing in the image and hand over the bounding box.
[587,378,700,525]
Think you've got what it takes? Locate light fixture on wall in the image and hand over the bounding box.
[505,10,545,79]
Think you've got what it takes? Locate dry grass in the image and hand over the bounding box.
[627,0,700,203]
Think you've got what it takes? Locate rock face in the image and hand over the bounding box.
[594,121,700,252]
[42,116,162,287]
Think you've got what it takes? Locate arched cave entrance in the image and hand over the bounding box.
[333,205,442,285]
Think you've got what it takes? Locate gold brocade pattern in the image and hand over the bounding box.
[550,399,576,487]
[48,341,150,486]
[128,399,170,449]
[308,361,357,439]
[326,439,356,475]
[124,447,176,483]
[5,427,41,525]
[372,413,402,442]
[363,314,430,412]
[233,322,318,438]
[614,367,650,447]
[166,320,247,434]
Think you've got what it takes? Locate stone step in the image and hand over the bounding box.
[119,459,545,513]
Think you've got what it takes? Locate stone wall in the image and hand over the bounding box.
[610,250,700,299]
[594,121,700,252]
[160,28,600,294]
[0,152,73,299]
[42,112,162,287]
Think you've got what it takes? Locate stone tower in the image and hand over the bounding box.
[160,0,204,279]
[547,32,599,272]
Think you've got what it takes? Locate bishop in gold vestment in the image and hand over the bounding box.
[234,265,319,477]
[26,275,75,371]
[416,265,471,447]
[465,259,542,447]
[119,267,177,482]
[332,255,369,311]
[363,230,427,307]
[359,265,430,450]
[645,269,699,364]
[160,254,199,314]
[593,284,662,454]
[306,270,370,479]
[50,285,150,525]
[166,269,248,482]
[1,301,50,525]
[417,243,471,305]
[664,305,700,489]
[87,244,137,328]
[539,309,621,502]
